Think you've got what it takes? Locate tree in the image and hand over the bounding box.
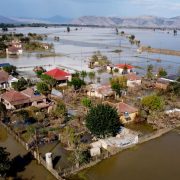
[12,77,28,91]
[40,74,56,88]
[53,100,67,119]
[67,26,70,32]
[81,97,92,108]
[0,102,6,120]
[111,81,121,98]
[86,104,121,138]
[146,64,154,79]
[3,65,17,75]
[88,71,96,83]
[69,77,85,90]
[110,76,127,89]
[141,94,164,112]
[36,82,49,95]
[0,147,11,177]
[80,71,87,81]
[158,68,167,78]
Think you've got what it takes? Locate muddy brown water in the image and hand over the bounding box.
[72,130,180,180]
[0,126,56,180]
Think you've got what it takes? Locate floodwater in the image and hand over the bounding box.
[72,130,180,180]
[0,126,56,180]
[0,27,180,75]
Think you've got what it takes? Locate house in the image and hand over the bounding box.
[87,84,114,99]
[155,78,170,90]
[42,43,49,50]
[105,101,138,124]
[107,64,135,74]
[0,90,30,110]
[90,127,138,153]
[125,73,142,87]
[6,46,23,55]
[21,88,49,109]
[45,68,72,86]
[0,70,9,89]
[155,75,179,90]
[116,102,139,124]
[0,70,18,89]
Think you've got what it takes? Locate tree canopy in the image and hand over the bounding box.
[36,82,49,95]
[86,104,121,138]
[141,94,164,112]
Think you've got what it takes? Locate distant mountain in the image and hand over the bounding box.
[71,15,180,28]
[0,15,18,24]
[45,15,72,24]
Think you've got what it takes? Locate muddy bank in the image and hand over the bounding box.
[140,46,180,56]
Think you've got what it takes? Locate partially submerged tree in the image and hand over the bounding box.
[158,68,167,78]
[146,64,154,79]
[86,104,121,138]
[88,71,96,83]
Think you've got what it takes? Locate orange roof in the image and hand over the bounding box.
[116,102,138,114]
[125,73,141,81]
[115,64,134,69]
[0,70,9,83]
[45,68,70,81]
[0,90,30,106]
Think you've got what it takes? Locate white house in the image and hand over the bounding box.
[87,84,114,99]
[125,73,142,87]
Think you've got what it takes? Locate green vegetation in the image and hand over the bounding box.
[110,76,127,89]
[40,74,56,88]
[86,104,121,138]
[12,77,31,91]
[53,100,67,119]
[81,97,92,108]
[3,65,17,75]
[146,64,154,79]
[88,71,96,83]
[158,68,167,78]
[69,77,86,90]
[141,94,164,112]
[36,82,49,95]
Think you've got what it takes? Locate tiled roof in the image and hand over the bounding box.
[0,90,30,106]
[45,68,70,81]
[21,88,45,102]
[115,64,134,69]
[116,102,138,114]
[125,73,141,81]
[0,70,9,83]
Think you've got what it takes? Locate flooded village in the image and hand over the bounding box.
[0,24,180,180]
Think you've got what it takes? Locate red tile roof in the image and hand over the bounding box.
[21,88,45,102]
[0,70,9,83]
[0,90,30,106]
[125,73,141,81]
[116,102,138,114]
[115,64,134,69]
[45,68,70,81]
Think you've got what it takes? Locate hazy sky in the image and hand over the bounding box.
[1,0,180,18]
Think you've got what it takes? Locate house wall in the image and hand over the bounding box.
[155,82,168,90]
[120,112,138,124]
[127,80,141,87]
[87,91,103,99]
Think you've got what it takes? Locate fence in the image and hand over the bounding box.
[0,122,64,180]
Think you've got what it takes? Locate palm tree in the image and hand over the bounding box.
[88,71,96,83]
[80,71,87,81]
